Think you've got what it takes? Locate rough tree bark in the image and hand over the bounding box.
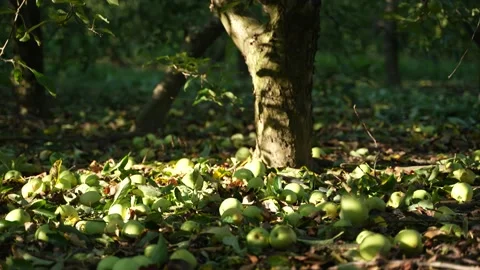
[384,0,401,87]
[210,0,321,168]
[9,0,49,117]
[135,19,223,133]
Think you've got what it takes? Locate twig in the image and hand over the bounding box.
[353,104,380,173]
[0,0,27,58]
[448,16,480,79]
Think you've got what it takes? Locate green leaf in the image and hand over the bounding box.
[32,209,56,219]
[106,0,119,6]
[95,14,110,24]
[28,68,56,97]
[36,0,43,7]
[96,28,115,37]
[12,68,23,84]
[0,8,15,15]
[150,234,169,266]
[113,177,131,204]
[136,185,161,197]
[19,32,30,42]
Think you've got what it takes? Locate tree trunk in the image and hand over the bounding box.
[9,0,49,117]
[211,0,321,168]
[135,19,223,133]
[384,0,401,87]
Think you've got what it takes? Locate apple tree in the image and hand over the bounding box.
[210,0,321,168]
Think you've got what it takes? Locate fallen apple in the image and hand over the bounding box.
[284,183,306,199]
[247,177,264,190]
[356,230,375,244]
[440,223,463,238]
[219,198,243,216]
[132,255,153,268]
[246,227,270,249]
[181,220,201,233]
[108,204,129,220]
[131,204,151,216]
[387,191,405,208]
[75,220,106,235]
[97,256,120,270]
[452,168,476,184]
[59,170,78,187]
[298,203,318,217]
[221,208,244,224]
[243,205,263,221]
[339,195,368,225]
[281,190,298,204]
[105,218,124,235]
[451,182,473,203]
[235,147,251,162]
[411,189,431,202]
[285,212,302,226]
[122,220,145,238]
[169,249,197,269]
[366,196,386,212]
[5,209,31,224]
[174,158,194,174]
[112,257,140,270]
[358,233,391,260]
[233,168,255,181]
[4,170,22,181]
[308,190,327,205]
[79,190,102,206]
[243,159,266,178]
[393,229,423,256]
[80,174,100,186]
[317,202,338,219]
[269,225,297,249]
[128,174,146,185]
[35,224,54,242]
[311,147,324,158]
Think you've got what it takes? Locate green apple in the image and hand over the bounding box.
[243,159,266,178]
[393,229,423,256]
[269,225,297,249]
[105,218,124,235]
[221,208,244,224]
[35,224,54,242]
[108,204,129,220]
[281,190,298,204]
[317,202,338,219]
[246,227,270,249]
[181,171,204,190]
[4,170,22,181]
[97,256,119,270]
[131,204,150,216]
[358,233,391,260]
[298,203,318,217]
[55,178,72,190]
[311,147,324,158]
[128,174,146,185]
[132,136,145,149]
[233,168,254,181]
[452,168,476,184]
[356,230,375,244]
[5,209,31,224]
[79,191,102,206]
[284,183,306,199]
[366,197,386,212]
[144,244,157,258]
[59,170,78,187]
[55,205,78,218]
[21,178,45,199]
[285,212,302,227]
[451,182,473,203]
[247,177,264,190]
[243,205,263,221]
[412,190,431,202]
[433,206,455,221]
[174,158,194,174]
[76,220,106,235]
[132,255,153,267]
[339,195,368,225]
[387,191,405,208]
[181,220,200,233]
[235,147,251,162]
[122,220,145,238]
[112,258,140,270]
[219,198,243,216]
[309,191,327,205]
[80,174,100,186]
[169,249,197,269]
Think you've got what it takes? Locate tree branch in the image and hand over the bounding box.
[209,0,264,56]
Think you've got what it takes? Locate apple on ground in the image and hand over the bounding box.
[246,227,270,249]
[269,225,297,249]
[169,249,197,269]
[393,229,423,256]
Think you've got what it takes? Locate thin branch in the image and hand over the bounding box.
[0,0,27,58]
[448,16,480,79]
[353,104,380,173]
